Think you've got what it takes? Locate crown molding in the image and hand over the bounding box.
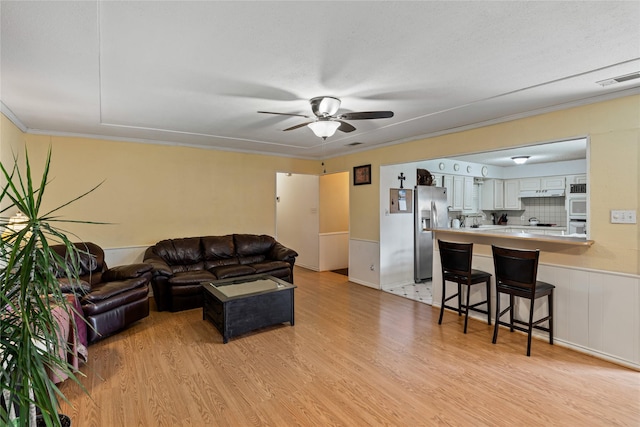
[0,101,28,132]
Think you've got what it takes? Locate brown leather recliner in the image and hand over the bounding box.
[144,234,298,312]
[52,242,153,344]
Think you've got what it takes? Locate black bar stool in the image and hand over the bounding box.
[437,240,492,333]
[491,245,555,356]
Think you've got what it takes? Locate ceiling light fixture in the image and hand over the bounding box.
[308,120,340,140]
[511,156,530,165]
[315,97,341,116]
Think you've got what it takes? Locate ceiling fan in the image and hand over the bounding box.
[258,96,394,140]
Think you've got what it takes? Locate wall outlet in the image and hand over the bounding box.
[611,210,637,224]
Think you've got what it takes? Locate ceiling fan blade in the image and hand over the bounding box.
[338,111,394,120]
[258,111,310,118]
[337,121,356,133]
[283,122,313,131]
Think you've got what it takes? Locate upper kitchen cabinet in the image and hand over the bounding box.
[443,175,454,208]
[463,176,474,210]
[482,179,521,210]
[442,175,478,212]
[452,176,464,210]
[504,179,522,210]
[520,176,565,191]
[481,179,504,210]
[543,176,566,190]
[568,174,587,185]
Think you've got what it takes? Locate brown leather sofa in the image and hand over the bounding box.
[52,242,153,344]
[143,234,298,312]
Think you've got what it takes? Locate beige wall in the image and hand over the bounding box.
[323,95,639,275]
[319,172,349,233]
[1,94,638,274]
[0,115,26,210]
[0,119,319,247]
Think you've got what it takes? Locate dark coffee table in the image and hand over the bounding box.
[202,274,296,343]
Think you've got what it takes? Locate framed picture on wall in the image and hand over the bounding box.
[353,164,371,185]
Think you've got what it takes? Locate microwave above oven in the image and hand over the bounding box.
[568,197,587,219]
[570,183,587,194]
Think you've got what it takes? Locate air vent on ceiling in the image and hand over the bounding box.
[596,71,640,87]
[346,142,363,146]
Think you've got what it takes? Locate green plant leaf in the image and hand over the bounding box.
[1,146,100,427]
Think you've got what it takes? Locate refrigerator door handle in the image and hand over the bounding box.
[431,201,438,228]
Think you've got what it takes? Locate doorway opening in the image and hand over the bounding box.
[276,171,349,274]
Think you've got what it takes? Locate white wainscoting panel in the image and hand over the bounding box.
[103,245,150,267]
[432,250,640,369]
[319,232,349,271]
[349,239,380,289]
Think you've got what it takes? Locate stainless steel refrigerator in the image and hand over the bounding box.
[414,185,449,282]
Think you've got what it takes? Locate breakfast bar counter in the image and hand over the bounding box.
[430,226,594,247]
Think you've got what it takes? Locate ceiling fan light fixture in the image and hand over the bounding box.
[308,120,340,139]
[316,97,341,116]
[511,156,530,165]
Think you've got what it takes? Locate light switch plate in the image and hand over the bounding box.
[611,210,637,224]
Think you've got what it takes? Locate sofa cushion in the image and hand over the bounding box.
[168,270,216,286]
[52,242,104,286]
[210,264,256,280]
[238,255,266,265]
[202,235,235,259]
[154,237,203,266]
[251,260,292,274]
[234,234,275,257]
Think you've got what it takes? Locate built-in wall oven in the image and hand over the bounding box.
[569,220,587,235]
[568,183,587,235]
[568,183,587,220]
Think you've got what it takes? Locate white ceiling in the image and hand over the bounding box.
[453,137,587,167]
[1,1,639,160]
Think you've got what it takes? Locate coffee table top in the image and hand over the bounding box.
[203,274,295,301]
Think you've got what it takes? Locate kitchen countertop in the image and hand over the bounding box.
[465,225,566,230]
[430,226,593,246]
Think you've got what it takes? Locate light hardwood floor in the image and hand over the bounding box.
[59,267,639,426]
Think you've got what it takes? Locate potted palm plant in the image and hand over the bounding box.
[1,147,101,427]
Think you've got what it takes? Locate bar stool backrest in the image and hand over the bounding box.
[492,246,540,297]
[438,240,473,279]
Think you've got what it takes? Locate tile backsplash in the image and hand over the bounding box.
[483,197,567,226]
[521,197,567,226]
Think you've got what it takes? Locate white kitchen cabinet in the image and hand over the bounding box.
[442,175,477,212]
[482,179,521,211]
[463,176,474,211]
[481,179,504,210]
[542,176,565,190]
[509,227,545,235]
[545,228,567,236]
[519,176,565,191]
[519,178,540,191]
[443,175,454,208]
[452,175,464,210]
[569,174,587,185]
[504,179,522,210]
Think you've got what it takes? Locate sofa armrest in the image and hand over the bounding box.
[103,263,153,281]
[58,278,91,294]
[269,242,298,263]
[143,255,173,277]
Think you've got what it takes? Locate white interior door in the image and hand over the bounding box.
[276,173,319,271]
